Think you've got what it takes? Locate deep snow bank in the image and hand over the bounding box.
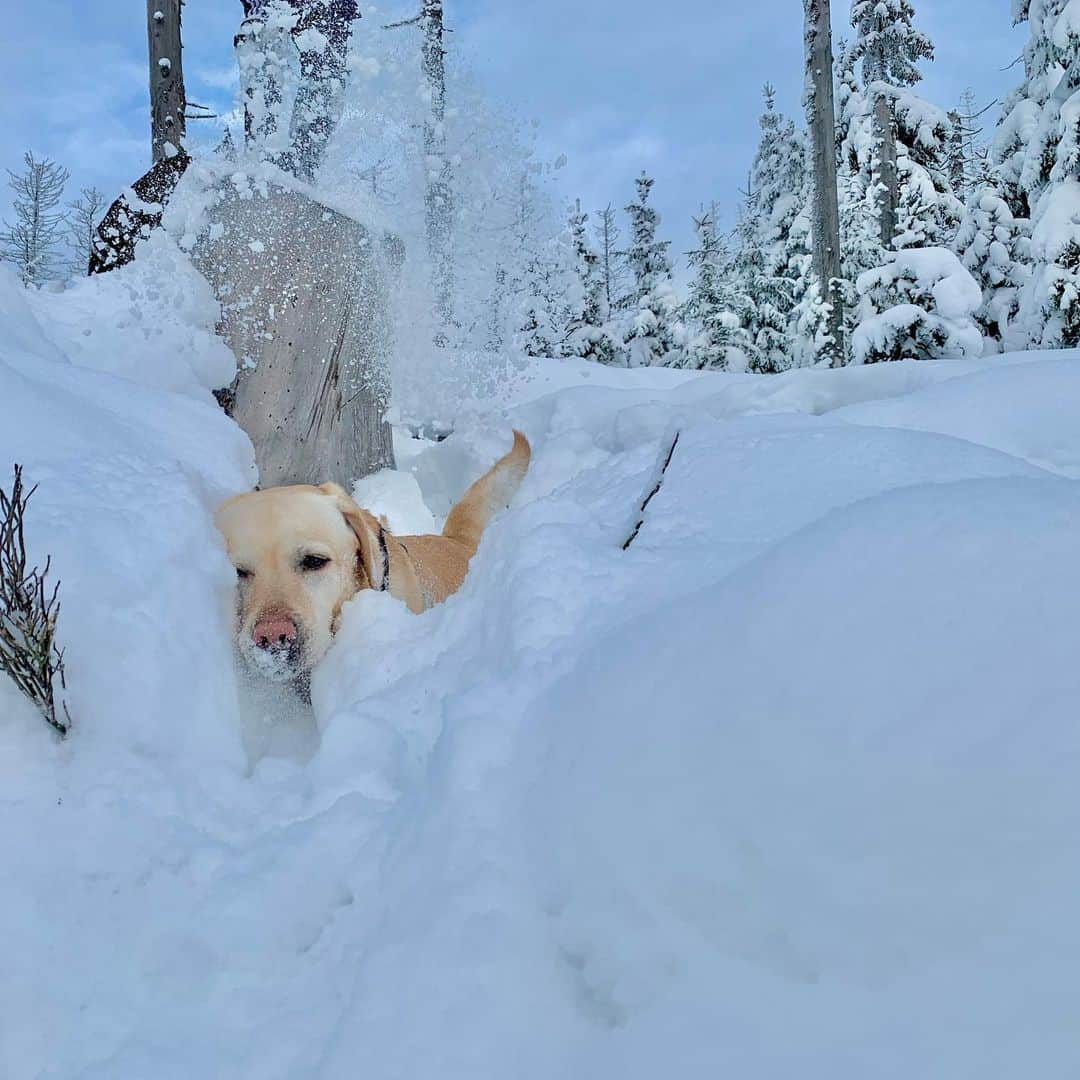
[3,259,1080,1078]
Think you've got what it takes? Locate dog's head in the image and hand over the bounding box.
[215,483,387,682]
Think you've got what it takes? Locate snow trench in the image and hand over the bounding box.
[2,257,1080,1078]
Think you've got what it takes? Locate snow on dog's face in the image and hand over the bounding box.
[215,484,375,681]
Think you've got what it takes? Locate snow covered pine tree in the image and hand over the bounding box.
[566,200,620,364]
[845,0,979,361]
[735,84,822,370]
[848,0,961,250]
[836,36,885,314]
[728,183,787,372]
[680,208,746,371]
[942,78,1030,352]
[999,0,1080,347]
[953,185,1030,350]
[622,172,681,367]
[853,247,983,363]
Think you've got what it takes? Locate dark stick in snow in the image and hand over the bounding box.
[623,432,681,551]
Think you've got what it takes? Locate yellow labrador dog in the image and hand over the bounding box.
[216,431,530,684]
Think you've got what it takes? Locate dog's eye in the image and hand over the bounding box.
[236,567,253,581]
[300,554,331,572]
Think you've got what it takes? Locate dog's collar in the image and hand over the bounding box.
[376,524,390,593]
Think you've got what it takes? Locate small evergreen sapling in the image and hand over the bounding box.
[566,201,620,365]
[622,172,680,367]
[680,209,746,371]
[516,238,574,359]
[728,194,789,373]
[953,186,1031,349]
[748,86,822,367]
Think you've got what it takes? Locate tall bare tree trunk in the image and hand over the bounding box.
[235,4,296,158]
[290,0,360,181]
[873,93,898,249]
[803,0,846,367]
[92,2,191,272]
[596,204,620,310]
[387,1,455,345]
[422,1,454,342]
[147,0,187,163]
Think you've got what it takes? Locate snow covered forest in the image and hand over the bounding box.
[3,1,1080,1077]
[6,1,1080,375]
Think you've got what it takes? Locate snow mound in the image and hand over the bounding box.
[352,467,440,534]
[522,476,1080,1078]
[4,253,1080,1077]
[837,351,1080,476]
[27,232,237,395]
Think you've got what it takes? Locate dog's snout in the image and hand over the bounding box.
[252,616,298,650]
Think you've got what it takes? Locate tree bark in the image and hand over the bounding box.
[89,151,190,275]
[147,0,187,164]
[421,1,455,341]
[191,185,395,487]
[803,0,846,367]
[290,0,360,181]
[236,1,360,178]
[873,92,898,249]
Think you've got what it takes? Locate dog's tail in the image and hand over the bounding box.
[441,430,531,553]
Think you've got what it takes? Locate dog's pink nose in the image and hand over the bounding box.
[252,616,297,650]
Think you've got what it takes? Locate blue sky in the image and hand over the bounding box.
[1,2,1025,257]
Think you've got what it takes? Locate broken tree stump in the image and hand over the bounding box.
[191,182,395,487]
[90,151,191,275]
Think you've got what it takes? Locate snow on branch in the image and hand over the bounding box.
[0,467,71,737]
[853,247,983,364]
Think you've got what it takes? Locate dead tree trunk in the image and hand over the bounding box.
[421,0,455,342]
[147,0,187,163]
[290,0,360,180]
[386,1,456,344]
[237,1,360,179]
[92,2,191,272]
[236,2,297,159]
[803,0,846,367]
[872,92,898,249]
[191,185,395,487]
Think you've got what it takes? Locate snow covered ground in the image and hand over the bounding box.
[3,252,1080,1077]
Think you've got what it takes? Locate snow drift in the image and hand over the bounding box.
[2,251,1080,1078]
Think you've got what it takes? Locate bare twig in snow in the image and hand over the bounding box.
[0,467,71,736]
[623,432,681,551]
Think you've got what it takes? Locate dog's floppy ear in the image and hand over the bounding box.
[320,484,386,591]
